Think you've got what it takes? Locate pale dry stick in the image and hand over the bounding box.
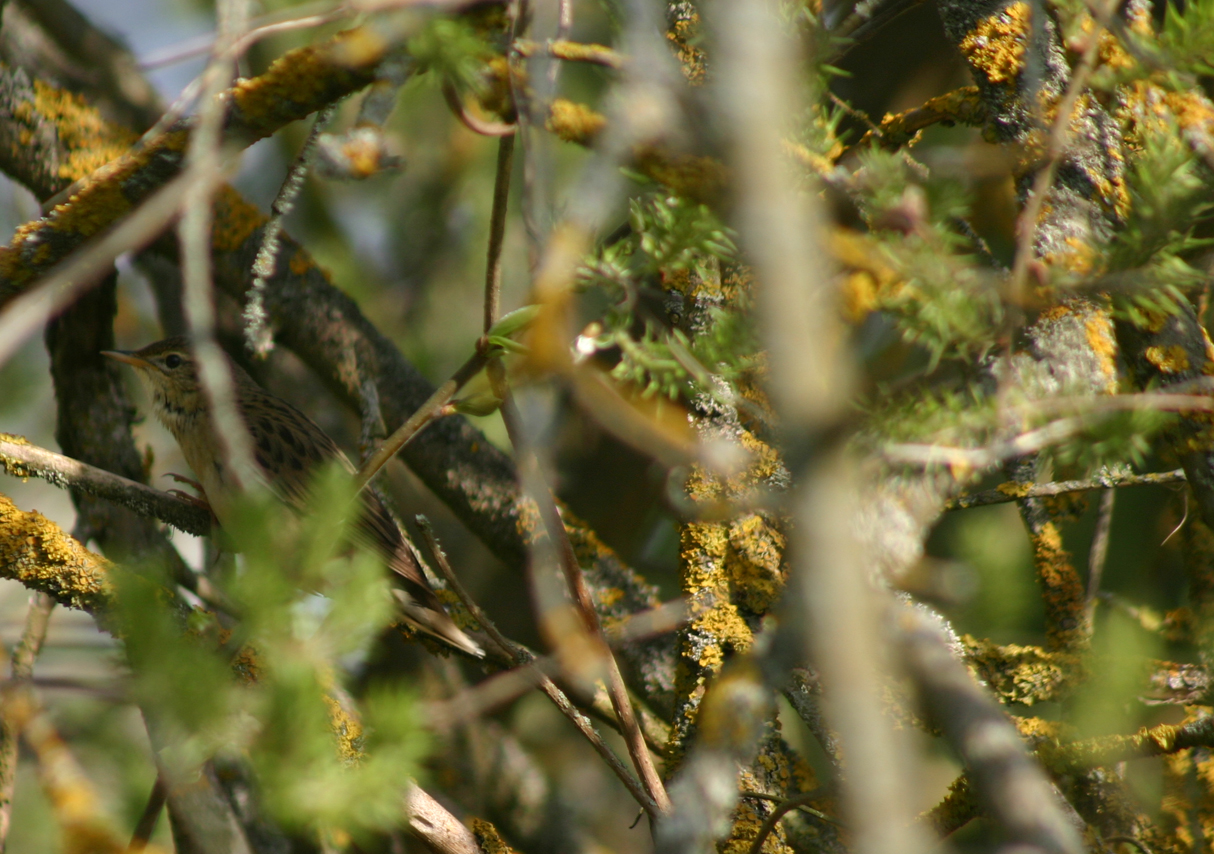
[415,518,661,816]
[947,468,1186,510]
[244,102,340,354]
[403,784,482,854]
[494,384,672,817]
[0,169,196,367]
[5,697,131,850]
[885,417,1091,469]
[888,386,1214,468]
[710,2,932,853]
[898,606,1085,854]
[0,593,54,849]
[178,0,260,492]
[1007,0,1118,305]
[546,0,575,93]
[484,134,516,334]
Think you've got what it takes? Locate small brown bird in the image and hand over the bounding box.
[104,336,483,658]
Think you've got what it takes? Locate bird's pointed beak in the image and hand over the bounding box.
[101,350,151,369]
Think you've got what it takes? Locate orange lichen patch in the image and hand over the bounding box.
[666,8,707,86]
[996,480,1033,498]
[546,98,606,144]
[962,636,1084,705]
[680,520,730,590]
[1047,235,1099,276]
[695,662,768,750]
[46,174,134,241]
[727,514,785,615]
[0,492,112,613]
[1030,521,1088,650]
[1084,313,1119,385]
[230,642,263,685]
[1166,88,1214,139]
[860,86,988,151]
[832,229,902,321]
[722,775,795,854]
[30,80,135,180]
[323,694,366,765]
[1037,302,1074,323]
[477,56,516,119]
[469,818,518,854]
[1145,344,1192,374]
[634,146,730,206]
[1015,714,1069,748]
[692,602,753,672]
[212,185,270,255]
[1159,709,1214,848]
[1094,25,1136,72]
[960,1,1031,85]
[231,28,386,141]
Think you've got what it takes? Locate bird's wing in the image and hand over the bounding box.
[239,383,352,508]
[237,384,483,657]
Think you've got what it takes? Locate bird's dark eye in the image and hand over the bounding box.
[164,354,183,369]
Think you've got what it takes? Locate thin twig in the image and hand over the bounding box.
[127,775,168,852]
[946,469,1186,510]
[887,388,1214,470]
[0,435,212,536]
[1085,488,1115,627]
[546,0,575,92]
[352,348,489,494]
[745,788,838,854]
[0,593,54,849]
[415,518,660,815]
[494,383,672,816]
[484,135,516,334]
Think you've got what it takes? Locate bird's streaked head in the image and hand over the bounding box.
[102,336,203,429]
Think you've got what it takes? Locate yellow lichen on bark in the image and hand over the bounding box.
[30,80,136,180]
[1084,313,1119,383]
[230,27,386,140]
[1030,521,1088,650]
[469,817,519,853]
[1145,344,1192,374]
[212,186,271,255]
[960,1,1031,86]
[0,491,112,613]
[546,98,606,145]
[322,694,365,766]
[961,635,1083,705]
